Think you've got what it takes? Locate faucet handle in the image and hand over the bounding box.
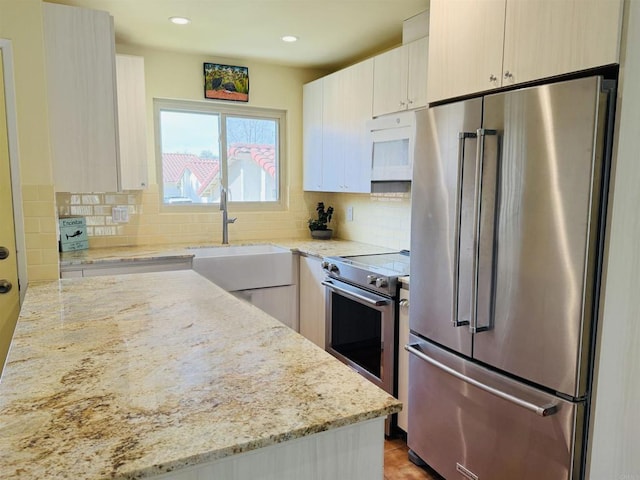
[228,217,237,224]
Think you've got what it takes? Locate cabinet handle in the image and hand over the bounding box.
[399,298,409,308]
[0,246,9,260]
[489,74,497,83]
[504,70,514,81]
[407,99,413,105]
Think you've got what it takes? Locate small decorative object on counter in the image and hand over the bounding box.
[308,202,334,240]
[58,216,89,252]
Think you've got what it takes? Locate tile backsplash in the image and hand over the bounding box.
[55,184,310,248]
[55,186,411,250]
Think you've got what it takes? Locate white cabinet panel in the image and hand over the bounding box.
[397,287,409,432]
[116,54,148,190]
[299,255,326,349]
[59,258,193,278]
[373,37,429,117]
[234,285,299,331]
[427,0,622,103]
[43,2,120,193]
[427,0,505,103]
[338,59,373,193]
[302,79,323,191]
[373,45,409,116]
[502,0,622,86]
[303,59,373,193]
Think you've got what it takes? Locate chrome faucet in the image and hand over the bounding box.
[220,187,237,244]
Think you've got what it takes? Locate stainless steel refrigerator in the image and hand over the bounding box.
[407,75,616,480]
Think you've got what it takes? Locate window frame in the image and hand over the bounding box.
[153,98,287,212]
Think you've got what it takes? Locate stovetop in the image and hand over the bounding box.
[332,251,410,277]
[322,250,409,297]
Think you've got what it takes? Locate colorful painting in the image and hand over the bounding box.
[204,63,249,102]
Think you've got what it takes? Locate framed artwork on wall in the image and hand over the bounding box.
[203,63,249,102]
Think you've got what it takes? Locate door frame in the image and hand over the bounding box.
[1,39,28,302]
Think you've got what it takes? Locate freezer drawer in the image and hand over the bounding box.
[407,337,584,480]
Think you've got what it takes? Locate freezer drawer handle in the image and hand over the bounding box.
[405,344,558,417]
[322,280,390,307]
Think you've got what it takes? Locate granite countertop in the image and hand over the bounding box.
[59,238,397,267]
[0,270,401,479]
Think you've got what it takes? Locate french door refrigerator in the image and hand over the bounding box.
[407,75,615,480]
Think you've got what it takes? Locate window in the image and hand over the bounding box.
[154,99,285,206]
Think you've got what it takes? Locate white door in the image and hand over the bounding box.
[0,50,20,373]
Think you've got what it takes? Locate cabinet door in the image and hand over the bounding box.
[116,54,148,190]
[502,0,622,86]
[373,46,409,117]
[321,71,344,192]
[322,60,373,193]
[299,256,326,349]
[43,3,119,192]
[397,288,410,432]
[406,37,429,110]
[340,59,373,193]
[427,0,506,103]
[303,79,324,191]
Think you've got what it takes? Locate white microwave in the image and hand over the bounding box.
[367,111,416,182]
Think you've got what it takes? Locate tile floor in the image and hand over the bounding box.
[384,437,443,480]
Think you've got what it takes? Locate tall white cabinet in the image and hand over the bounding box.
[302,79,324,192]
[116,54,148,190]
[43,2,119,192]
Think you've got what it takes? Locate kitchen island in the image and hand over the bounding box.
[0,270,400,479]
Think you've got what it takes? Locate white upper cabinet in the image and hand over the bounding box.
[427,0,505,103]
[303,78,324,192]
[373,36,429,117]
[116,54,148,190]
[502,0,622,87]
[427,0,623,103]
[322,58,373,193]
[302,59,373,193]
[43,2,120,192]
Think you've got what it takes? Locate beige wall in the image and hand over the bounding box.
[0,0,59,281]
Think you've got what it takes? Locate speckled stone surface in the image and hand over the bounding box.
[59,238,396,267]
[0,271,401,479]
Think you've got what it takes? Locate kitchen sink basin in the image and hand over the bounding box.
[189,244,294,291]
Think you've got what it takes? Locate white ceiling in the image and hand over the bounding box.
[45,0,430,70]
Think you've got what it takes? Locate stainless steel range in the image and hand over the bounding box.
[321,251,410,435]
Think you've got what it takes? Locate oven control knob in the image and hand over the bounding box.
[321,261,330,270]
[329,263,339,273]
[367,274,377,285]
[375,277,388,288]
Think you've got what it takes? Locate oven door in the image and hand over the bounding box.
[323,278,396,396]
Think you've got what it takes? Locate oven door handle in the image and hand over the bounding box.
[322,280,391,307]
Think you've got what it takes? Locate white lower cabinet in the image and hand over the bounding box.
[60,258,193,278]
[299,255,326,349]
[233,285,298,331]
[397,286,410,432]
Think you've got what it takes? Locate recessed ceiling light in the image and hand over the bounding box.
[169,16,191,25]
[281,35,298,43]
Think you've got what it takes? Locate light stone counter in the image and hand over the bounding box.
[59,238,396,267]
[0,270,400,479]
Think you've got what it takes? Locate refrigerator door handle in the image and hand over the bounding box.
[405,343,558,417]
[470,128,497,334]
[452,132,477,328]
